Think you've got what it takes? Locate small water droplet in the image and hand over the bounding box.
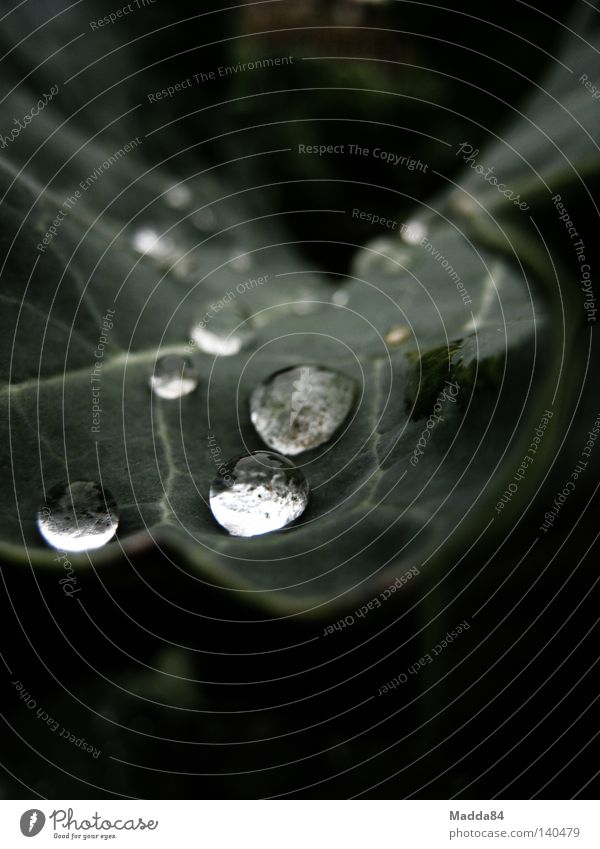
[293,295,318,315]
[132,227,175,260]
[192,207,217,232]
[37,481,119,552]
[250,365,356,456]
[401,220,427,245]
[164,184,192,209]
[150,355,198,399]
[331,289,350,306]
[353,237,411,277]
[191,303,254,356]
[229,250,252,273]
[451,195,477,216]
[209,451,308,537]
[385,325,410,346]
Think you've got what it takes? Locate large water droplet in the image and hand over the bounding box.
[149,355,198,399]
[250,365,356,456]
[190,303,254,356]
[209,451,308,537]
[37,481,119,552]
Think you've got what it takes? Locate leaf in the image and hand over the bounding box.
[0,150,554,612]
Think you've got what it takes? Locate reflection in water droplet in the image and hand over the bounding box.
[132,227,175,260]
[401,220,427,245]
[250,365,356,456]
[191,304,254,356]
[209,451,308,537]
[37,481,119,552]
[149,355,198,399]
[164,184,192,209]
[385,325,410,347]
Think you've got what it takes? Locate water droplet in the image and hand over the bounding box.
[401,220,427,245]
[451,194,477,216]
[229,250,252,272]
[191,303,254,356]
[250,365,356,456]
[293,293,319,315]
[37,481,119,552]
[164,184,192,209]
[149,355,198,399]
[209,451,308,537]
[192,207,217,232]
[353,237,411,277]
[132,227,175,260]
[331,289,350,306]
[385,325,410,346]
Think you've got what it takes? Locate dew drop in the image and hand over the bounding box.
[451,194,477,216]
[190,304,254,356]
[331,289,350,306]
[209,451,308,537]
[401,219,427,245]
[132,227,175,260]
[293,294,319,315]
[192,207,217,232]
[229,250,252,272]
[353,236,411,277]
[149,355,198,399]
[164,184,192,209]
[250,365,356,456]
[385,325,410,347]
[37,481,119,552]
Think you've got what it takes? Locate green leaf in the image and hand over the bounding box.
[0,155,553,612]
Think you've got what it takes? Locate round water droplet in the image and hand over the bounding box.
[164,184,192,209]
[149,355,198,399]
[331,289,350,306]
[229,250,252,273]
[250,365,356,456]
[401,219,427,245]
[385,325,410,347]
[37,481,119,552]
[192,207,217,232]
[132,227,175,260]
[191,304,254,356]
[209,451,308,537]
